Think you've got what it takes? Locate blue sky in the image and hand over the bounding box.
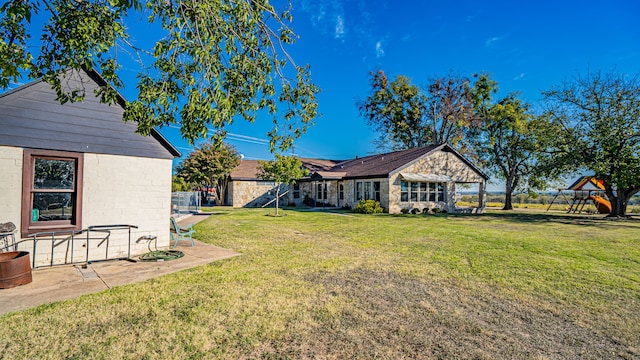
[9,0,640,189]
[180,0,639,164]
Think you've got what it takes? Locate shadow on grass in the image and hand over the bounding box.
[382,209,640,230]
[457,210,640,229]
[254,206,640,229]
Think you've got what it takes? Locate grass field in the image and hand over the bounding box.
[1,209,639,359]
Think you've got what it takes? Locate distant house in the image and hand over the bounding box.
[227,144,488,214]
[0,69,180,266]
[226,160,280,207]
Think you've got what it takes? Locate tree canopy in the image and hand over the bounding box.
[176,140,241,205]
[358,70,480,154]
[0,0,319,151]
[543,70,640,217]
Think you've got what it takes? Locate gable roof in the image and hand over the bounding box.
[0,68,180,159]
[230,144,487,181]
[297,157,342,172]
[567,176,605,190]
[327,145,441,178]
[313,144,486,180]
[230,160,261,180]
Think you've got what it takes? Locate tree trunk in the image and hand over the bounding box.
[609,196,626,217]
[607,187,637,217]
[217,177,230,206]
[503,177,514,210]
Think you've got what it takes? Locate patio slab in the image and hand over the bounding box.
[0,214,240,316]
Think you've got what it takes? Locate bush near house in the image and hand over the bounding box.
[354,200,383,214]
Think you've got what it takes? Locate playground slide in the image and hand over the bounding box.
[589,195,612,214]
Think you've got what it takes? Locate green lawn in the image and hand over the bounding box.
[1,209,639,359]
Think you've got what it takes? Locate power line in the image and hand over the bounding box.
[165,125,334,159]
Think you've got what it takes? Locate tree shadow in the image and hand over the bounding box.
[464,211,640,229]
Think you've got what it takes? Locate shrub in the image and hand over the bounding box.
[400,208,411,214]
[411,208,420,214]
[354,200,383,214]
[302,195,311,207]
[432,207,448,214]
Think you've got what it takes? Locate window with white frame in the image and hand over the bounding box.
[356,181,380,201]
[400,180,446,202]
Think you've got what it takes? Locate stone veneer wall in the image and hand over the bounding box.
[287,182,308,207]
[341,178,389,211]
[341,180,356,209]
[230,180,287,208]
[3,149,173,267]
[288,178,389,211]
[388,151,485,214]
[288,181,341,208]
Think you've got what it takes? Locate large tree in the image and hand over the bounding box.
[358,71,429,150]
[358,70,480,154]
[257,154,307,215]
[176,139,241,205]
[0,0,319,150]
[543,70,640,217]
[475,92,550,210]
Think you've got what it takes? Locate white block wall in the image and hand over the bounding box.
[81,153,173,260]
[0,146,23,229]
[0,147,173,266]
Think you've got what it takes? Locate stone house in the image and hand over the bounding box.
[226,160,281,207]
[0,69,180,266]
[228,144,488,214]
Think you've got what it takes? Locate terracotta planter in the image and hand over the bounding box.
[0,251,32,289]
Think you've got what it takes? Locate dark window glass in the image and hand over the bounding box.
[34,159,74,189]
[400,181,408,202]
[32,193,73,222]
[410,182,418,201]
[293,183,300,199]
[364,182,371,200]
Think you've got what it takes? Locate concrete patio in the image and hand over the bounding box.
[0,214,239,316]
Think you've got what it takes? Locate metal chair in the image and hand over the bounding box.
[169,217,195,248]
[0,222,17,252]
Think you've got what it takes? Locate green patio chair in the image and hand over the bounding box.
[170,217,195,248]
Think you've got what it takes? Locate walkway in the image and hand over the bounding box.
[0,214,240,316]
